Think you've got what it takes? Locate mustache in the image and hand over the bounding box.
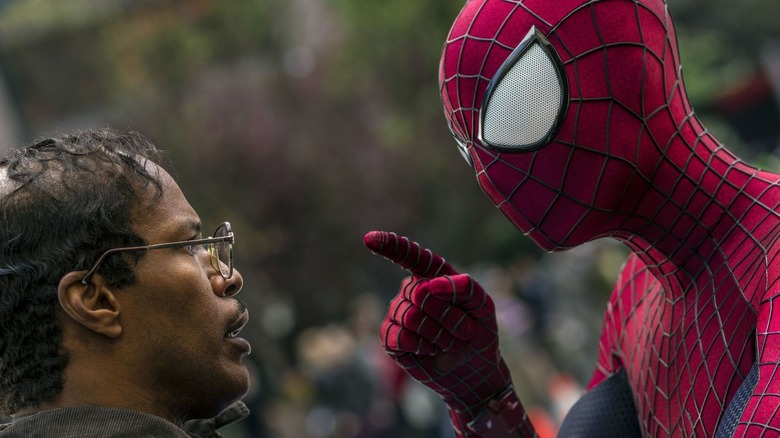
[233,297,249,317]
[234,297,248,314]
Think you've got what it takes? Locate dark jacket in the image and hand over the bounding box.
[0,401,248,438]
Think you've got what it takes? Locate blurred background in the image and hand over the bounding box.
[1,0,779,437]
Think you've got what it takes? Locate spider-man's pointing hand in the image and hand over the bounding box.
[364,231,536,437]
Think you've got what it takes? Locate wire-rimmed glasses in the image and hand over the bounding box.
[80,222,234,284]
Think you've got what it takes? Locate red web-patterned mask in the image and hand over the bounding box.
[440,0,690,251]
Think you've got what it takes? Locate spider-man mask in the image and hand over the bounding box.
[441,0,689,251]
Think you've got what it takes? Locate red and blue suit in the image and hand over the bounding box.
[365,0,780,436]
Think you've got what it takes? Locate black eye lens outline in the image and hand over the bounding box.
[478,26,569,153]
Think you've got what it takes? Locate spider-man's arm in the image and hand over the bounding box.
[365,231,536,437]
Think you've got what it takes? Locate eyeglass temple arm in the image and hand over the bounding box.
[80,245,148,284]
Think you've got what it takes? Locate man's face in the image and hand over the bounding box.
[118,163,250,421]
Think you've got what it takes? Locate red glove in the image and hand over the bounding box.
[365,231,536,437]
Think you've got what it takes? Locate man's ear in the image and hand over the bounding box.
[57,271,123,338]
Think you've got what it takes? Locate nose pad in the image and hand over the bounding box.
[207,245,223,274]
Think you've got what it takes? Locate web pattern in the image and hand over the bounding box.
[439,0,780,436]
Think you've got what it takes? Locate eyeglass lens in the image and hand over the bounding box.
[211,223,232,278]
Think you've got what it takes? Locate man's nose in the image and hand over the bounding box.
[219,267,244,297]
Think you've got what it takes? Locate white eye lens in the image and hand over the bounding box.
[480,27,568,151]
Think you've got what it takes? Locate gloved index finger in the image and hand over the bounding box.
[364,230,459,278]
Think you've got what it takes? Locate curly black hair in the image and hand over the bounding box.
[0,128,166,414]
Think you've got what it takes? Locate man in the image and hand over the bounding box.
[0,129,251,437]
[366,0,780,436]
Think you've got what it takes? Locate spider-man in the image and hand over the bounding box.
[365,0,780,436]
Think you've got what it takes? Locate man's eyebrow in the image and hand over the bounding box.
[176,220,202,239]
